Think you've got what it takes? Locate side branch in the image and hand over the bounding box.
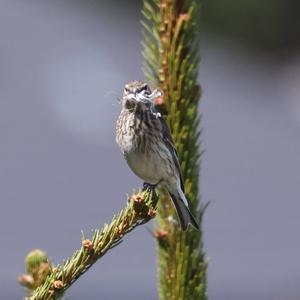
[26,189,158,300]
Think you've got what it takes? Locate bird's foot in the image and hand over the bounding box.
[142,182,159,207]
[143,182,158,191]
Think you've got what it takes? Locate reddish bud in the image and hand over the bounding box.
[82,239,93,250]
[154,230,168,239]
[53,280,64,290]
[133,194,144,203]
[180,13,189,22]
[148,209,157,218]
[115,225,124,238]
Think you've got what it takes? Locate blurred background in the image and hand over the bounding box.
[0,0,299,299]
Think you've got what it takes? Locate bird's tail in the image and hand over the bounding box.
[169,192,200,231]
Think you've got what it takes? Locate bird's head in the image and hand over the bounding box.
[122,80,161,110]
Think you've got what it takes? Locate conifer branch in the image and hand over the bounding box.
[23,190,158,300]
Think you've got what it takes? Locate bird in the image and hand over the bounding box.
[116,80,199,230]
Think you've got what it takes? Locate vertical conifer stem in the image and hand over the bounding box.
[142,1,207,299]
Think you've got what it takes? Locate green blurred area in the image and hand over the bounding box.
[201,0,300,52]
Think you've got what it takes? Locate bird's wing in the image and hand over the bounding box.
[159,116,185,193]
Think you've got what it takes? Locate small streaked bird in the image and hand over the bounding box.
[116,80,199,230]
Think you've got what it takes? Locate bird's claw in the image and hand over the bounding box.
[143,182,157,191]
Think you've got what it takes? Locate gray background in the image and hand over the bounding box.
[0,0,300,299]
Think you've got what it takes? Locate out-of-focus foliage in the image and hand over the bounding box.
[202,0,300,52]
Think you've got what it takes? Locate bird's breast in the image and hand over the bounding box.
[116,110,166,184]
[116,111,138,154]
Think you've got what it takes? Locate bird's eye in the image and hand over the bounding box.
[137,85,148,94]
[124,87,130,93]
